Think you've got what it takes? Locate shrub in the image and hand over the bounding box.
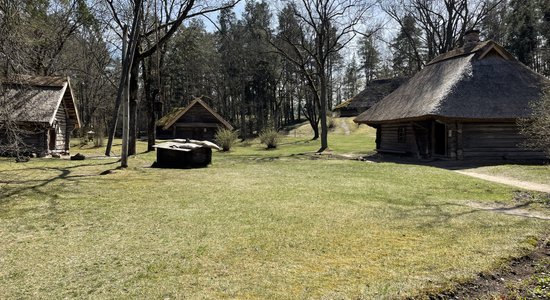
[259,128,280,149]
[215,128,238,151]
[327,116,336,129]
[519,88,550,157]
[93,131,104,147]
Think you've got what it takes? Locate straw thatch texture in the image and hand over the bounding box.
[334,78,408,117]
[0,75,79,126]
[354,42,549,124]
[0,75,80,156]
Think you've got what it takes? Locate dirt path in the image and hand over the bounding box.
[455,170,550,193]
[432,238,550,299]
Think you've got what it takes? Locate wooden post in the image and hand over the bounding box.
[121,26,129,168]
[104,1,142,157]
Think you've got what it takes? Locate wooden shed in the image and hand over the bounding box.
[156,98,233,141]
[354,30,549,160]
[0,75,81,157]
[333,77,408,117]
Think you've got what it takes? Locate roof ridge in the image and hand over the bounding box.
[427,40,495,66]
[0,74,67,87]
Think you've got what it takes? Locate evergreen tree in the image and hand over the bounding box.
[391,14,423,77]
[358,35,380,83]
[217,7,244,123]
[538,0,550,75]
[164,20,219,106]
[342,57,360,99]
[480,0,508,44]
[276,3,303,126]
[241,0,277,136]
[506,0,540,67]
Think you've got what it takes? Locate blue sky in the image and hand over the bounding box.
[194,0,396,70]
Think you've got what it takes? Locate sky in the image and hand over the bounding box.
[196,0,397,66]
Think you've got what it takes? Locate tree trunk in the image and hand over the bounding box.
[311,121,319,140]
[128,54,140,155]
[240,99,247,140]
[146,103,156,151]
[142,58,156,152]
[318,71,328,152]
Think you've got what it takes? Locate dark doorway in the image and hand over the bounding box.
[433,122,446,156]
[375,126,381,149]
[49,128,56,150]
[192,128,204,140]
[412,122,430,157]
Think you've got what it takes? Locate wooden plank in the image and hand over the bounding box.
[463,152,546,158]
[457,122,463,160]
[175,123,221,128]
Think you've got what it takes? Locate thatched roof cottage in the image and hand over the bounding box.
[0,75,80,156]
[156,98,233,141]
[333,77,408,117]
[354,30,549,160]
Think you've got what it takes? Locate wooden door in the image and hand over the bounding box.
[48,128,56,151]
[433,122,446,156]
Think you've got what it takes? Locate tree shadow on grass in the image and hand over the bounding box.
[361,153,548,171]
[386,200,548,231]
[0,160,119,207]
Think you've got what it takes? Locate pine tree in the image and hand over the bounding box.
[342,57,360,99]
[506,0,540,67]
[391,14,423,77]
[358,35,380,83]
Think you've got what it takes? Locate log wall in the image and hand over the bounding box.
[461,122,546,159]
[53,101,69,152]
[378,123,416,153]
[179,105,221,124]
[0,125,48,156]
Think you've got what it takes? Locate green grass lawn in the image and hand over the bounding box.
[0,120,548,298]
[466,164,550,186]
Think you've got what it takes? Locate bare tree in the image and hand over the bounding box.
[0,78,31,159]
[382,0,504,61]
[0,1,94,159]
[519,87,550,158]
[273,0,373,152]
[103,0,240,156]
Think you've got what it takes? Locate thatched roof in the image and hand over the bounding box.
[156,107,182,128]
[354,41,550,124]
[334,77,408,111]
[0,75,80,128]
[157,98,233,130]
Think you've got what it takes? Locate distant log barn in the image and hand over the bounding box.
[0,75,80,157]
[156,98,233,141]
[333,77,408,117]
[354,30,549,160]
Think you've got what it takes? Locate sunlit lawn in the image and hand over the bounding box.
[466,164,550,186]
[0,119,548,298]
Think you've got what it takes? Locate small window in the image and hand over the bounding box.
[397,126,406,143]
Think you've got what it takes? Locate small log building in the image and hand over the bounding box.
[333,77,408,117]
[0,75,81,156]
[354,30,549,160]
[156,98,233,141]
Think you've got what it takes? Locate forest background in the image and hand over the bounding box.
[0,0,549,153]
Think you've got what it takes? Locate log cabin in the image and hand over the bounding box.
[0,75,80,157]
[354,30,549,160]
[156,98,233,141]
[333,77,408,117]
